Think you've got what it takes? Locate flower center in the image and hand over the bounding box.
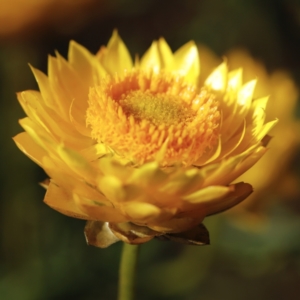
[120,90,194,126]
[86,70,220,166]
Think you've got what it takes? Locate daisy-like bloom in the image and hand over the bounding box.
[14,31,277,247]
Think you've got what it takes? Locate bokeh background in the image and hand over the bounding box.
[1,0,300,299]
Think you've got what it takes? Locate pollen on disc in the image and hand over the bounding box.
[86,70,220,166]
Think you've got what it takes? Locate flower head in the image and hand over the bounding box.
[14,31,277,247]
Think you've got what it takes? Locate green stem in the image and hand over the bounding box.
[118,243,140,300]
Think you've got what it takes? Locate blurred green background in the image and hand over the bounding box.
[1,0,300,299]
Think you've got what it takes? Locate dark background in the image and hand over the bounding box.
[1,0,300,299]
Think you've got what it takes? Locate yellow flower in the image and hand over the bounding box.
[14,31,277,247]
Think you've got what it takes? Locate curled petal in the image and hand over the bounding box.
[109,222,160,245]
[157,223,210,245]
[147,215,204,233]
[205,182,253,216]
[84,221,120,248]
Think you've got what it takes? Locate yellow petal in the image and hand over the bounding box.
[98,175,141,203]
[183,185,232,203]
[256,119,278,141]
[180,183,252,217]
[159,168,204,196]
[194,136,222,166]
[47,55,71,109]
[98,156,134,181]
[13,132,46,167]
[221,146,268,186]
[237,79,257,109]
[68,40,104,85]
[19,117,55,151]
[100,30,133,74]
[140,38,173,71]
[140,41,161,72]
[17,91,48,132]
[18,91,91,150]
[122,201,161,222]
[29,65,57,111]
[56,145,96,181]
[98,175,125,202]
[54,51,93,112]
[128,162,168,188]
[201,149,251,187]
[226,79,257,138]
[233,119,278,155]
[220,120,246,158]
[205,62,228,92]
[247,96,269,134]
[171,41,200,85]
[44,181,89,219]
[69,98,92,137]
[226,68,243,95]
[251,96,269,118]
[42,157,108,205]
[80,143,109,162]
[73,194,127,223]
[157,37,173,67]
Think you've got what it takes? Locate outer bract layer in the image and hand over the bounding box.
[14,31,277,247]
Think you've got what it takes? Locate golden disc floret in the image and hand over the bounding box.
[87,70,220,166]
